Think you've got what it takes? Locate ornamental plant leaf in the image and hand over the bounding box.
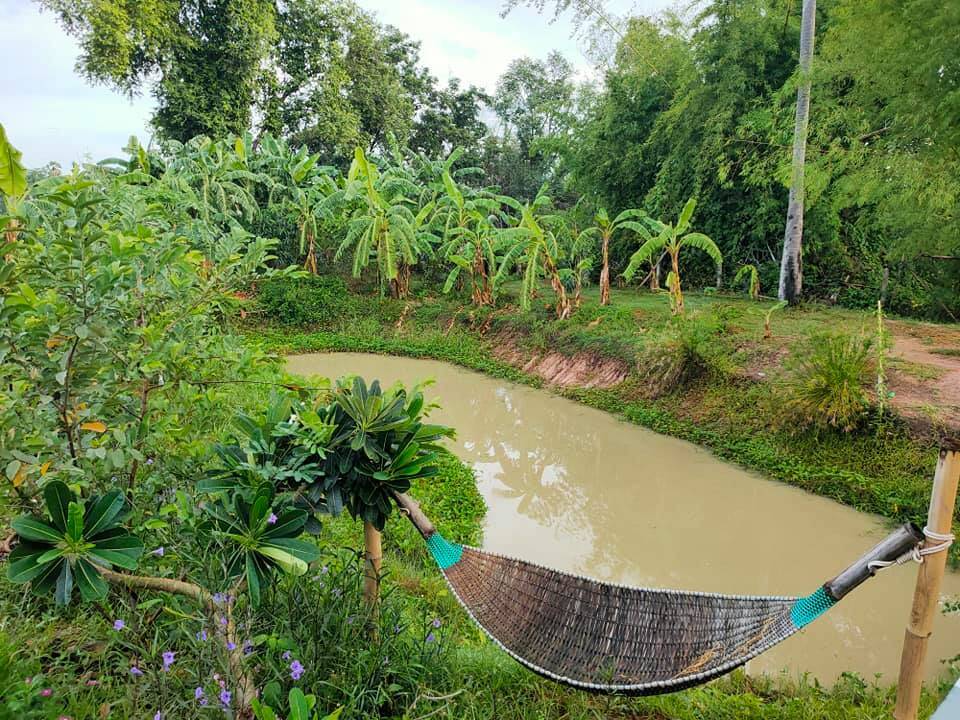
[6,481,143,605]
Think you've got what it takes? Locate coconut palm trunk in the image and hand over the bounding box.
[778,0,816,305]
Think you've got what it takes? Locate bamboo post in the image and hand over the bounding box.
[363,520,382,631]
[893,442,960,720]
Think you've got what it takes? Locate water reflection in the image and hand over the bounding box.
[285,353,960,685]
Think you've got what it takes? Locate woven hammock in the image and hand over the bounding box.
[395,493,924,695]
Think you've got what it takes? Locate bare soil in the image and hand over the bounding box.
[887,321,960,434]
[491,334,631,388]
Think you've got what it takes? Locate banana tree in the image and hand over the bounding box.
[623,198,722,315]
[336,148,431,298]
[260,135,338,274]
[734,264,761,299]
[511,196,573,320]
[576,207,649,306]
[7,481,144,605]
[0,122,28,244]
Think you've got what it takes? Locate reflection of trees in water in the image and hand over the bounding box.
[451,385,603,543]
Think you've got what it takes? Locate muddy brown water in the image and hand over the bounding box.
[287,352,960,685]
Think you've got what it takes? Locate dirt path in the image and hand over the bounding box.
[887,321,960,433]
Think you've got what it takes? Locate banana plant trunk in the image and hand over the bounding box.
[600,233,611,305]
[670,250,684,315]
[778,0,817,305]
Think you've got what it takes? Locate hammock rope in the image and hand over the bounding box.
[395,492,930,695]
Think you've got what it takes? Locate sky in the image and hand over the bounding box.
[0,0,671,168]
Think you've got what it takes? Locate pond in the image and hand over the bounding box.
[287,352,960,685]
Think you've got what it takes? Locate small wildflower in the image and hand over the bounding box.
[425,632,435,644]
[431,618,442,628]
[220,689,231,707]
[219,616,228,627]
[382,656,389,666]
[40,688,52,697]
[212,593,226,605]
[58,716,71,720]
[282,650,292,661]
[85,680,99,686]
[290,660,304,681]
[321,565,329,574]
[346,616,355,625]
[130,666,143,677]
[226,641,236,651]
[213,673,221,682]
[194,687,205,701]
[196,629,207,642]
[146,458,154,465]
[243,640,254,655]
[152,546,164,557]
[332,588,342,598]
[267,513,277,525]
[154,712,161,720]
[162,651,175,671]
[24,677,32,685]
[394,624,402,635]
[113,619,125,631]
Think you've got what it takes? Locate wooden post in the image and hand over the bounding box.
[363,521,382,631]
[893,443,960,720]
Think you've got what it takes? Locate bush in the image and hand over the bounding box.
[256,275,356,328]
[779,332,874,433]
[640,311,732,396]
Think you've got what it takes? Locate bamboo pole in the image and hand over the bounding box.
[893,442,960,720]
[363,520,383,632]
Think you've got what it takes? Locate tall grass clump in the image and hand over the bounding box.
[780,332,875,433]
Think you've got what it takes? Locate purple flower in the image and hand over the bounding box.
[113,619,125,631]
[431,618,442,628]
[161,651,175,671]
[151,547,164,557]
[220,689,231,707]
[196,629,207,642]
[194,687,205,701]
[146,458,154,466]
[321,565,329,574]
[267,513,277,525]
[212,593,226,605]
[394,624,402,635]
[226,641,236,651]
[282,650,291,661]
[154,712,161,720]
[219,616,228,627]
[425,632,435,644]
[40,688,52,697]
[130,666,143,677]
[289,660,304,681]
[243,640,254,656]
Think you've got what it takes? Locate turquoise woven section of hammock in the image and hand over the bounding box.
[396,493,924,695]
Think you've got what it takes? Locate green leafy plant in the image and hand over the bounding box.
[733,264,761,300]
[763,299,788,338]
[200,485,320,607]
[510,192,573,319]
[780,332,875,433]
[7,481,143,604]
[252,687,343,720]
[327,377,454,530]
[622,198,722,315]
[576,207,648,306]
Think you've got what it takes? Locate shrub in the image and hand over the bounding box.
[256,275,356,327]
[780,332,874,433]
[640,311,732,396]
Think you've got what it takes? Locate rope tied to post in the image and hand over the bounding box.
[867,526,955,572]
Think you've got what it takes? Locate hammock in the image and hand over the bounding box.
[394,493,925,695]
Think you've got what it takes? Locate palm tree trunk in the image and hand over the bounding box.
[600,234,611,305]
[778,0,817,305]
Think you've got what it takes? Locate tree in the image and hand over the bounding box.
[409,79,490,161]
[335,147,431,298]
[778,0,817,305]
[623,198,722,315]
[576,207,649,305]
[259,0,435,165]
[510,192,573,319]
[40,0,277,141]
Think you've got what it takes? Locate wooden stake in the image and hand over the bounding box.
[363,520,382,632]
[893,443,960,720]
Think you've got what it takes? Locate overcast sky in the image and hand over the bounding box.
[0,0,670,168]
